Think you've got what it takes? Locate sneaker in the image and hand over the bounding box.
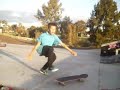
[48,66,59,72]
[39,69,48,75]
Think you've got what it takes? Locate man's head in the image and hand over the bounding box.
[48,22,57,35]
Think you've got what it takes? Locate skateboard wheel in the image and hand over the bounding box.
[78,78,85,82]
[58,82,65,86]
[81,78,85,82]
[77,79,81,82]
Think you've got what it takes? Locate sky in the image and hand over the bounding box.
[0,0,119,27]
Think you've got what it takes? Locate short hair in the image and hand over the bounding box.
[48,22,57,29]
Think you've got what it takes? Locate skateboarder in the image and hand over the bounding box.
[28,22,77,75]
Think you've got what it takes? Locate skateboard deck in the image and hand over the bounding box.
[56,74,88,86]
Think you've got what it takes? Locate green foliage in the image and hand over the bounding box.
[79,39,91,47]
[60,17,88,47]
[10,23,27,37]
[61,23,79,47]
[74,20,86,32]
[11,24,17,33]
[0,20,9,33]
[27,26,36,38]
[74,20,87,38]
[87,0,120,46]
[60,16,72,41]
[17,23,27,37]
[27,26,47,38]
[36,0,63,25]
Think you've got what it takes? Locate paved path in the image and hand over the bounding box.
[0,44,120,90]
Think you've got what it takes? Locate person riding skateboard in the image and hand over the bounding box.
[28,22,77,75]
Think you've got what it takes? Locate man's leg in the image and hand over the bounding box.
[39,46,50,74]
[41,46,56,70]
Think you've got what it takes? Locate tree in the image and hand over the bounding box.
[35,0,63,25]
[66,23,78,47]
[27,26,46,38]
[27,26,36,38]
[74,20,86,37]
[0,20,9,33]
[87,0,120,46]
[60,16,72,43]
[17,23,27,37]
[11,24,18,33]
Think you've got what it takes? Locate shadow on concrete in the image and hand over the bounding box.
[0,49,39,73]
[19,56,80,90]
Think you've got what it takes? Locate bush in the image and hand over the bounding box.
[79,39,91,47]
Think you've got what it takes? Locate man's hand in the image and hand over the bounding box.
[70,51,77,56]
[60,42,77,56]
[26,42,40,61]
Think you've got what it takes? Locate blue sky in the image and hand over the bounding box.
[0,0,119,27]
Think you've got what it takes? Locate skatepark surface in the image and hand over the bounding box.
[0,44,120,90]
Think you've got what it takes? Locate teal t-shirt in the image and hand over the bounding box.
[36,32,62,55]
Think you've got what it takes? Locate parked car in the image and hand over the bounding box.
[100,41,120,64]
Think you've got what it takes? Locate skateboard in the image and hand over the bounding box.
[56,74,88,86]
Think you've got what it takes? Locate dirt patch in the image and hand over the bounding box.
[0,35,34,45]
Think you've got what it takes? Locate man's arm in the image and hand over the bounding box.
[27,42,41,60]
[60,42,77,56]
